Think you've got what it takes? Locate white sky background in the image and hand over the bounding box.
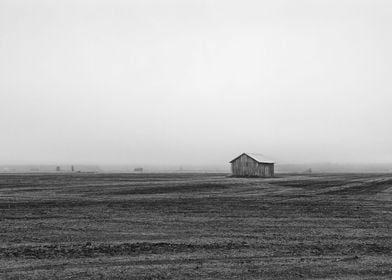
[0,0,391,166]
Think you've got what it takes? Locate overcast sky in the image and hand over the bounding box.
[1,0,391,166]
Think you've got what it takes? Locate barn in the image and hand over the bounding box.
[230,153,275,177]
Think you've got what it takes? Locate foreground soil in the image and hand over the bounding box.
[0,173,391,279]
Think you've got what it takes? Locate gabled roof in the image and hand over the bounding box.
[230,153,275,164]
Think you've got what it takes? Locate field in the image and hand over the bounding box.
[0,173,392,279]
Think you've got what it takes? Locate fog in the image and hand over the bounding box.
[1,0,392,167]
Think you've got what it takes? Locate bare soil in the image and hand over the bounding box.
[0,173,391,279]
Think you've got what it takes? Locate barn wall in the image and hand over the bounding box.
[231,154,274,177]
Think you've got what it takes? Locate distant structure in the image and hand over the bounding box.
[56,166,61,172]
[71,165,74,172]
[230,153,275,177]
[134,167,143,173]
[304,168,312,174]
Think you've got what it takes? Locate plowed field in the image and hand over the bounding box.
[1,173,391,279]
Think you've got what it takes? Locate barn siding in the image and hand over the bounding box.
[231,154,274,177]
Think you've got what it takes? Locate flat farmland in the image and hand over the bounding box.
[0,173,392,279]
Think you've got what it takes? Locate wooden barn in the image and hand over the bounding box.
[230,153,275,177]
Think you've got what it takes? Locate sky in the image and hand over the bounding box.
[1,0,391,166]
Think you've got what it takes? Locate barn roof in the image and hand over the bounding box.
[230,153,275,164]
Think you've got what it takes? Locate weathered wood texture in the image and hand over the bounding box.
[231,154,274,177]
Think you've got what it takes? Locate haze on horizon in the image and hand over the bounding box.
[1,0,392,166]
